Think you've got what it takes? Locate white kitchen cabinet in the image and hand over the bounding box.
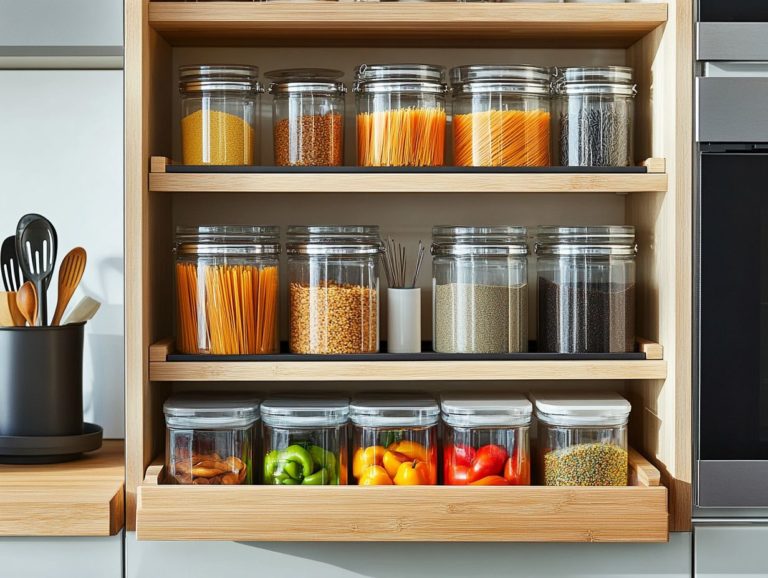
[695,525,768,577]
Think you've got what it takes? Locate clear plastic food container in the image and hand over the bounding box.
[350,395,438,485]
[175,225,280,355]
[553,66,636,167]
[179,65,263,166]
[535,226,636,354]
[432,226,529,353]
[441,394,532,486]
[287,225,382,354]
[354,63,447,167]
[164,394,259,485]
[261,397,349,485]
[450,65,551,167]
[533,392,631,486]
[266,68,346,167]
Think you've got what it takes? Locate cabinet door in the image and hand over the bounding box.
[695,526,768,577]
[0,534,123,578]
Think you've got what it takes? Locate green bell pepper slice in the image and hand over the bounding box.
[281,477,300,485]
[282,460,302,481]
[264,450,280,481]
[302,467,330,485]
[279,444,314,477]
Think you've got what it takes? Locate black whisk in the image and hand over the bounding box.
[382,237,425,289]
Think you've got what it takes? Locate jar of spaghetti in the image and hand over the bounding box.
[174,225,280,355]
[266,68,346,167]
[450,65,551,167]
[287,225,381,354]
[353,63,447,167]
[179,65,263,166]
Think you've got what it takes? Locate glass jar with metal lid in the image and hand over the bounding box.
[179,65,263,166]
[431,226,529,354]
[164,394,260,486]
[552,66,637,167]
[266,68,346,167]
[287,225,382,354]
[450,65,551,167]
[535,225,636,354]
[174,225,280,355]
[261,397,349,486]
[354,63,447,167]
[350,395,439,486]
[441,394,532,486]
[532,392,631,486]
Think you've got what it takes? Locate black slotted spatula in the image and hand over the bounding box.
[1,235,26,292]
[15,214,57,326]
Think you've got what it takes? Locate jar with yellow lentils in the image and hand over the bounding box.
[179,65,263,166]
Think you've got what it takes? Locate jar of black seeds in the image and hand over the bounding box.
[535,226,636,354]
[553,66,636,167]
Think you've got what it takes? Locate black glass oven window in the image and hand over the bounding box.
[700,153,768,459]
[700,0,768,22]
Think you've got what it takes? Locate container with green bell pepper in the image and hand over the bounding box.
[261,397,349,485]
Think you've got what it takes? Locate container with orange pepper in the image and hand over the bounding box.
[440,394,532,486]
[350,395,439,486]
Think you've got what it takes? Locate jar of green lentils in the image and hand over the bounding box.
[532,392,630,486]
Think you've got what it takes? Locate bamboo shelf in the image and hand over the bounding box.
[149,338,666,382]
[147,2,668,48]
[0,441,125,537]
[136,448,667,542]
[149,157,668,194]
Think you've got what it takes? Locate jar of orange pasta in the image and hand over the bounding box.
[354,64,447,167]
[450,65,551,167]
[174,225,280,355]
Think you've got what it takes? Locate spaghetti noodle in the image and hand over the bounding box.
[176,262,279,355]
[357,107,446,167]
[453,109,550,167]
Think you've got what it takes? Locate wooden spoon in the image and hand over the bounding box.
[51,247,87,326]
[16,281,38,327]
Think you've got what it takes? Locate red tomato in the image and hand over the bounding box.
[446,465,469,485]
[469,475,509,486]
[467,444,508,483]
[503,450,530,485]
[450,444,476,468]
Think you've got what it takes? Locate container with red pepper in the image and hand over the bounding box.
[440,394,532,486]
[350,395,439,486]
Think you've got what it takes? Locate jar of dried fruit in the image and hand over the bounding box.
[267,68,346,167]
[164,394,259,485]
[287,225,382,354]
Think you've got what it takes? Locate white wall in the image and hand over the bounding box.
[0,70,124,438]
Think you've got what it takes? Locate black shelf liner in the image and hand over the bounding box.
[166,165,648,175]
[167,341,646,362]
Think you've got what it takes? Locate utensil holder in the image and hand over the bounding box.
[387,287,421,353]
[0,323,84,437]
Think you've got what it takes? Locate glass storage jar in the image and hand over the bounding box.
[354,63,447,167]
[350,395,438,486]
[179,64,263,166]
[287,225,381,354]
[261,397,349,485]
[535,225,636,354]
[553,66,636,167]
[266,68,346,167]
[532,392,631,486]
[432,226,529,353]
[164,394,259,485]
[441,394,532,486]
[174,225,280,355]
[450,65,551,167]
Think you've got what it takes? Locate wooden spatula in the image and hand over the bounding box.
[16,281,38,327]
[51,247,87,326]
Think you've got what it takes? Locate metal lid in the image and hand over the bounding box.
[266,68,347,95]
[552,66,637,97]
[440,394,532,428]
[350,395,439,427]
[175,225,280,256]
[179,64,263,94]
[534,225,636,257]
[532,392,631,427]
[286,225,382,256]
[431,226,528,256]
[353,63,447,94]
[450,65,551,96]
[260,397,349,428]
[164,394,260,429]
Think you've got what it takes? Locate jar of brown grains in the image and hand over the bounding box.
[287,226,382,354]
[267,68,346,167]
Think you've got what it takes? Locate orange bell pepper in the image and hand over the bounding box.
[469,475,509,486]
[382,450,409,479]
[389,440,429,463]
[358,464,393,485]
[393,460,429,485]
[353,445,386,480]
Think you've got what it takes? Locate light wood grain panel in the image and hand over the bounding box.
[629,448,662,487]
[0,441,124,537]
[148,2,667,48]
